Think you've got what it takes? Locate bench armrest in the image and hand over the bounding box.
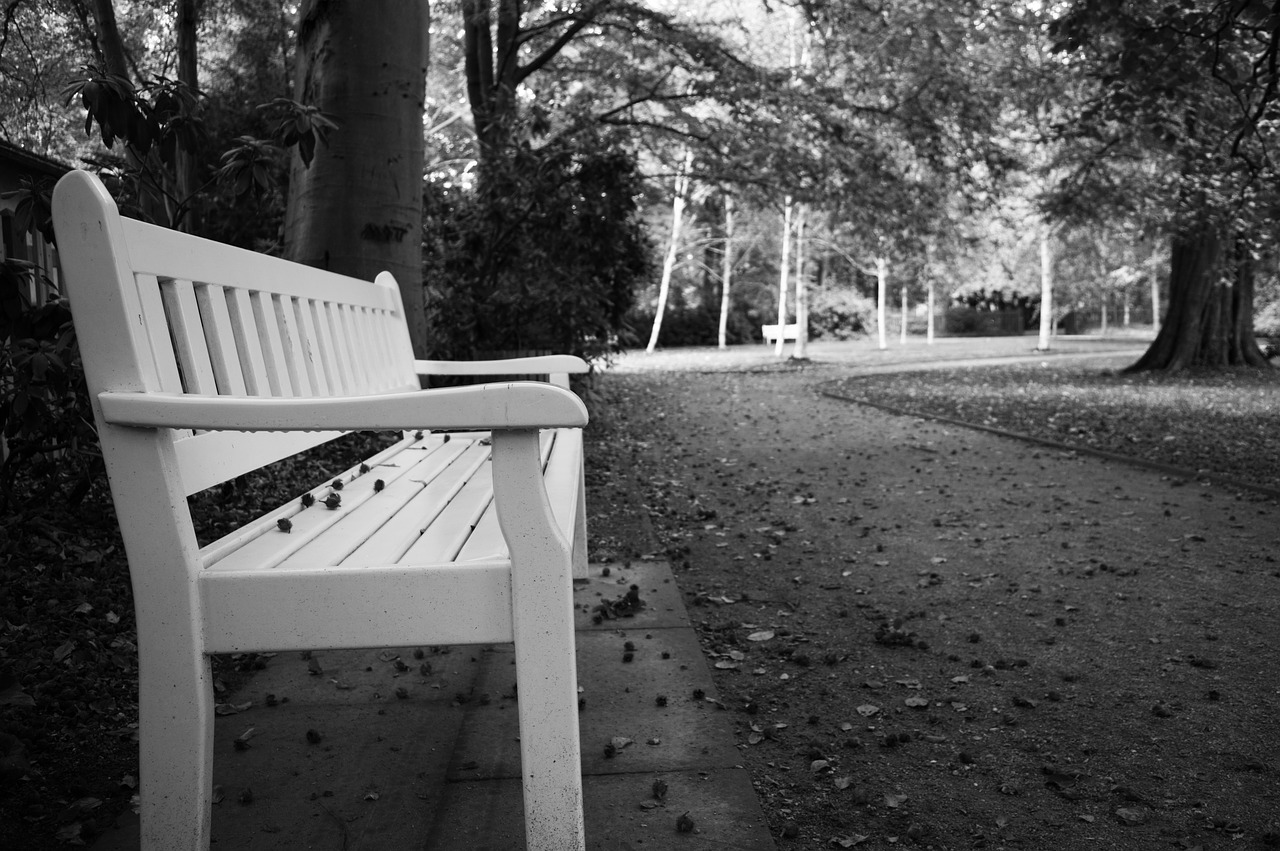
[414,356,588,377]
[97,383,588,431]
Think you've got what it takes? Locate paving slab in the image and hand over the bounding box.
[90,561,777,850]
[425,768,772,851]
[447,629,739,780]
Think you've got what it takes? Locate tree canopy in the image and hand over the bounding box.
[1,0,1277,367]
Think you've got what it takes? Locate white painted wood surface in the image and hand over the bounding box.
[52,169,589,851]
[762,322,800,344]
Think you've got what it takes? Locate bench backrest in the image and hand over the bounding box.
[53,170,420,495]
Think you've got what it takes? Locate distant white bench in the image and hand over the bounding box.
[52,170,588,850]
[762,322,799,344]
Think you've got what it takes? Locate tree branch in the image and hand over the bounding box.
[515,5,604,84]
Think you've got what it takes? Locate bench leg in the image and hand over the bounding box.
[492,430,586,851]
[137,631,215,850]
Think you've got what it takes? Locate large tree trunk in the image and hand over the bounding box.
[1126,227,1270,371]
[284,0,430,357]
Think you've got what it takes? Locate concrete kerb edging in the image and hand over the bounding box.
[818,385,1280,503]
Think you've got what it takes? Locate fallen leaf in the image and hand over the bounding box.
[884,793,908,808]
[834,775,853,789]
[856,704,880,717]
[747,630,775,642]
[829,835,869,848]
[610,736,634,751]
[1115,806,1149,824]
[904,696,929,708]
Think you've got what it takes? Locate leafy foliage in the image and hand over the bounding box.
[807,288,876,340]
[0,260,97,511]
[423,132,651,365]
[1047,0,1280,234]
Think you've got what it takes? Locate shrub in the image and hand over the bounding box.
[0,260,100,509]
[422,133,651,367]
[808,288,875,340]
[943,307,1025,336]
[1255,300,1280,338]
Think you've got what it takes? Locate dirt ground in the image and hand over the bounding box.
[583,357,1280,850]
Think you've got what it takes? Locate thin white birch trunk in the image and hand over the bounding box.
[876,257,888,350]
[926,280,935,344]
[899,285,908,344]
[646,151,693,353]
[718,195,734,349]
[1037,226,1054,351]
[775,198,793,357]
[794,205,808,359]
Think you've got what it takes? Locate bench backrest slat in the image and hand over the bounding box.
[54,171,420,496]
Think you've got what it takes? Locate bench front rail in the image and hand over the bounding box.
[52,170,588,850]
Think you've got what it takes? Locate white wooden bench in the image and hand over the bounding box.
[52,170,588,851]
[761,322,799,344]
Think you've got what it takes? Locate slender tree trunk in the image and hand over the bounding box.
[1126,226,1269,371]
[794,204,808,359]
[90,0,130,79]
[646,151,692,353]
[284,0,430,356]
[926,280,935,344]
[1100,296,1108,336]
[925,244,935,345]
[718,195,733,349]
[463,0,520,184]
[775,199,792,357]
[1123,290,1130,327]
[174,0,199,232]
[1149,249,1162,334]
[899,285,908,344]
[1037,226,1054,351]
[875,257,887,350]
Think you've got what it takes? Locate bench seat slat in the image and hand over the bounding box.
[339,440,492,566]
[274,438,477,568]
[204,433,454,572]
[198,433,432,565]
[399,458,496,563]
[455,430,574,562]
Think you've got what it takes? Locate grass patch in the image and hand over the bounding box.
[828,364,1280,492]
